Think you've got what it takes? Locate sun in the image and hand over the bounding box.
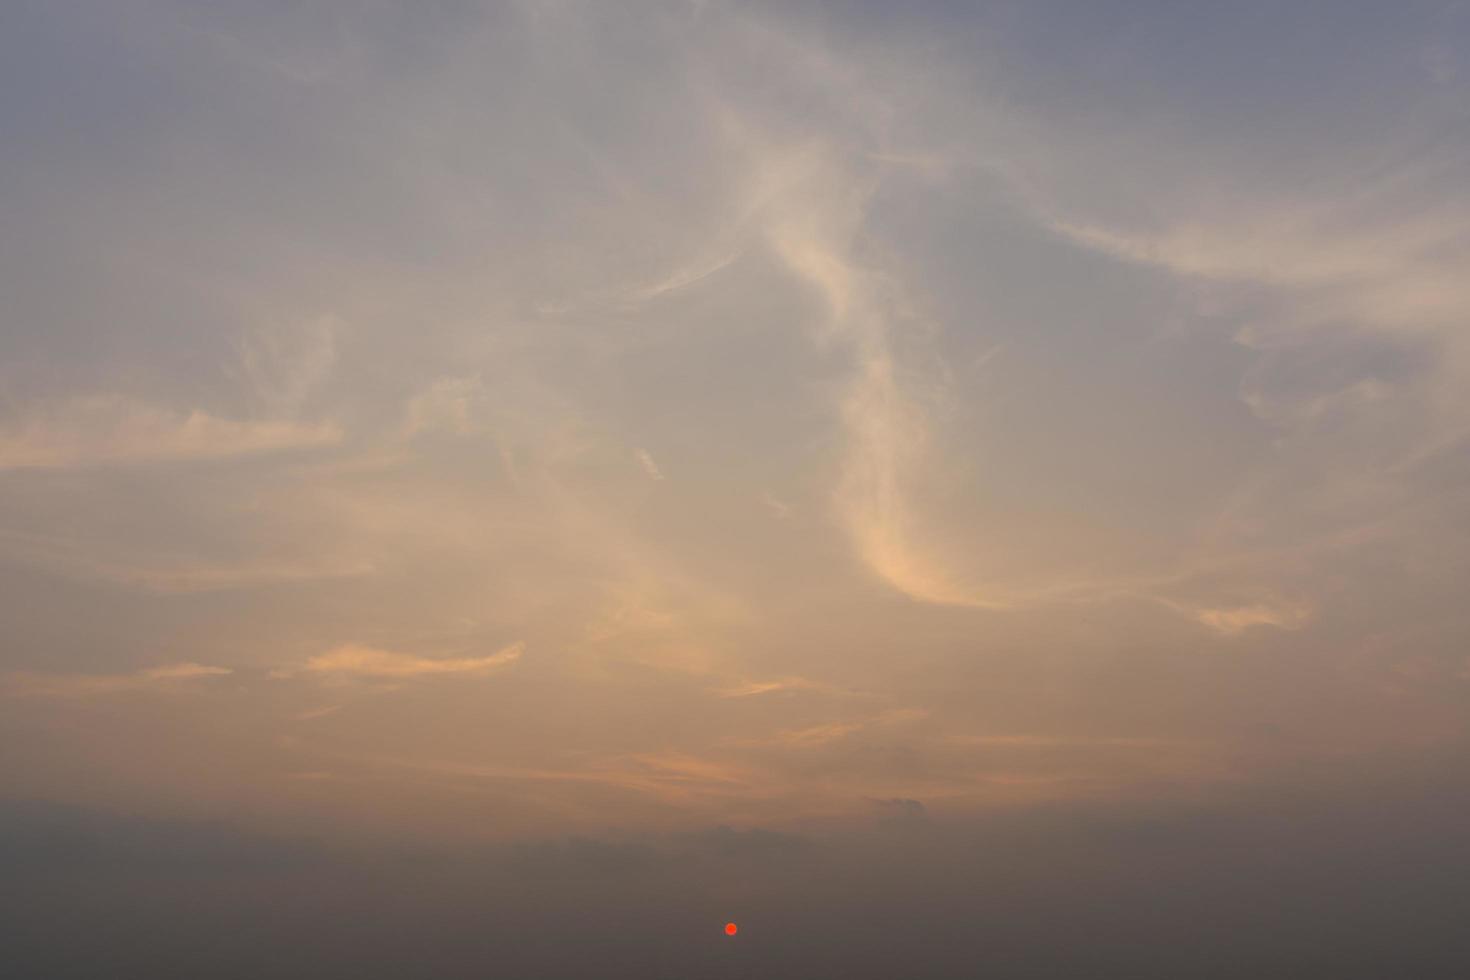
[724,922,738,936]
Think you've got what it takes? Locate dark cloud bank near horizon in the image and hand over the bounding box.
[7,761,1470,980]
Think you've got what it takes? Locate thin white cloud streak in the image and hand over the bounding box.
[1028,152,1470,602]
[634,448,664,481]
[1038,153,1470,427]
[0,396,340,470]
[715,676,833,698]
[761,492,793,520]
[712,674,874,700]
[625,248,744,304]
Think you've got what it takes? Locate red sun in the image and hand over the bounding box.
[724,922,738,936]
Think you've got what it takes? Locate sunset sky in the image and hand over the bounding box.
[4,2,1470,976]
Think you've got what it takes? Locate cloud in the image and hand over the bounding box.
[1194,602,1314,635]
[0,397,340,470]
[728,705,924,752]
[399,375,490,439]
[140,663,234,681]
[290,642,524,680]
[3,0,1468,884]
[626,249,744,303]
[1049,201,1470,329]
[761,492,792,520]
[767,722,864,747]
[1040,155,1470,435]
[715,676,839,698]
[233,315,341,415]
[2,662,232,698]
[748,140,1009,611]
[633,448,664,481]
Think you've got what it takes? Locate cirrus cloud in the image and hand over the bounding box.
[286,642,524,680]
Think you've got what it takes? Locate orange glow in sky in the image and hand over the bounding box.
[725,922,738,936]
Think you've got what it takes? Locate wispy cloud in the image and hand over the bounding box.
[233,315,341,416]
[2,662,232,698]
[285,642,524,680]
[765,721,864,747]
[0,397,339,470]
[2,0,1467,847]
[633,448,664,481]
[729,706,925,749]
[626,248,744,303]
[760,492,793,520]
[750,141,1005,611]
[1193,602,1314,636]
[398,375,490,439]
[715,676,848,698]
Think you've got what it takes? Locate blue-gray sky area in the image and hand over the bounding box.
[3,2,1470,976]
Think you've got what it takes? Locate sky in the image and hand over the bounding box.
[3,1,1470,976]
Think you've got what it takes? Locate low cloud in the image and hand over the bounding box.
[289,642,524,680]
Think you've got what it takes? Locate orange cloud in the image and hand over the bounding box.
[294,642,524,679]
